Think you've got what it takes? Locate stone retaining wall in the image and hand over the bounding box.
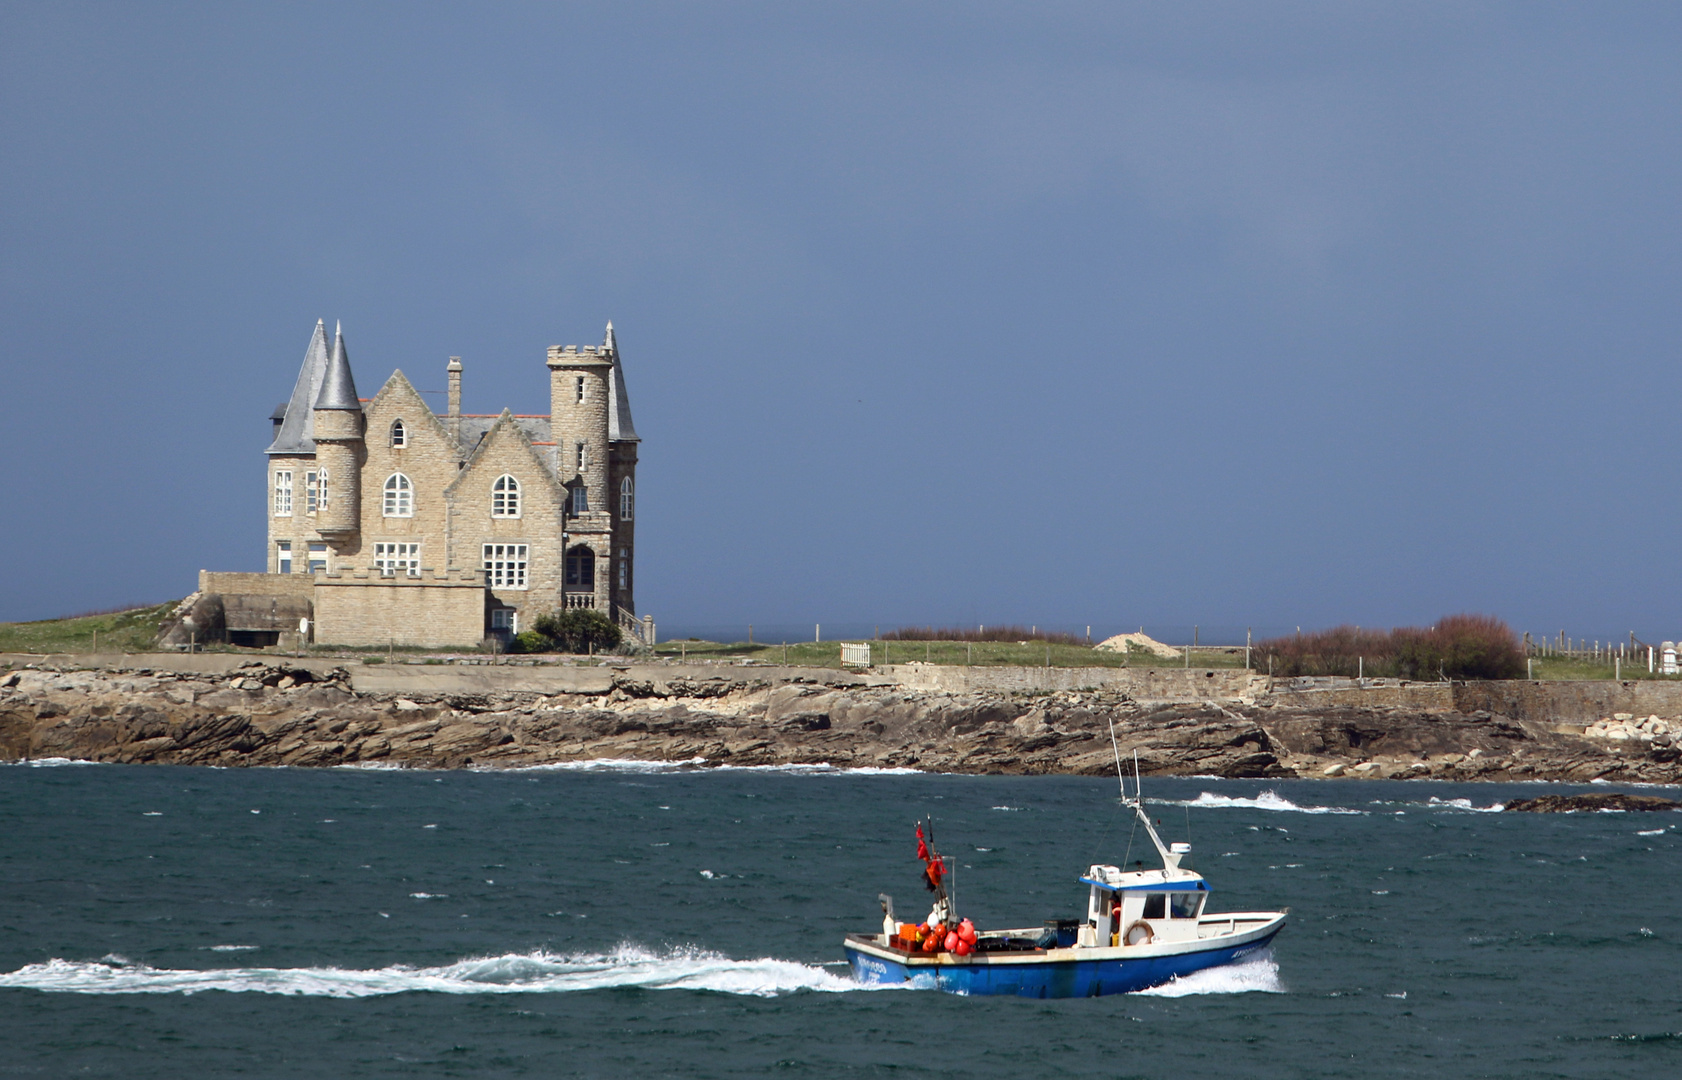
[877,663,1267,701]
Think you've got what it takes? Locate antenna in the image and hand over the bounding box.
[1107,717,1128,802]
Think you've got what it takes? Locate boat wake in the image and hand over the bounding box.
[0,944,870,999]
[1136,951,1284,997]
[1166,790,1364,815]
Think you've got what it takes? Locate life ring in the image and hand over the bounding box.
[1123,920,1155,947]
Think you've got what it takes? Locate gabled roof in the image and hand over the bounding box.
[315,322,361,410]
[444,408,569,504]
[267,320,331,455]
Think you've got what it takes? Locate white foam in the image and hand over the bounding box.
[706,763,923,775]
[4,757,105,768]
[1167,790,1364,815]
[0,945,868,999]
[1637,828,1667,836]
[1422,797,1504,813]
[516,757,710,773]
[495,759,920,776]
[1136,950,1284,997]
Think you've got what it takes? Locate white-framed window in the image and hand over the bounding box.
[483,543,528,589]
[619,476,633,521]
[491,608,517,632]
[576,441,589,473]
[374,541,421,576]
[306,471,319,514]
[575,376,585,403]
[618,547,628,590]
[307,542,328,574]
[383,473,413,517]
[277,541,292,575]
[571,485,589,515]
[390,419,406,447]
[273,471,293,516]
[492,474,521,518]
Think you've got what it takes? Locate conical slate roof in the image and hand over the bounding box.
[315,322,361,410]
[266,320,331,455]
[605,321,638,443]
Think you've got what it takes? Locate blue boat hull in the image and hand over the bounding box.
[844,929,1280,998]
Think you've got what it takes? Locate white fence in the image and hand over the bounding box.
[840,642,871,667]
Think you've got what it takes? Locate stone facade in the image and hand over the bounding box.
[227,320,646,648]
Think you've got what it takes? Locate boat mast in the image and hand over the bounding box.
[1107,718,1185,871]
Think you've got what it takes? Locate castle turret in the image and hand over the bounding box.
[312,322,364,544]
[547,334,612,516]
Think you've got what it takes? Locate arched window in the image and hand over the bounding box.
[383,473,413,517]
[620,476,634,521]
[390,419,406,447]
[492,474,521,518]
[565,545,595,590]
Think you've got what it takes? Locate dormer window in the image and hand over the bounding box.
[390,419,406,447]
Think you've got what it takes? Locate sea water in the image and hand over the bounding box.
[2,763,1678,1078]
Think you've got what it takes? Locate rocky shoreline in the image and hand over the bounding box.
[3,660,1680,784]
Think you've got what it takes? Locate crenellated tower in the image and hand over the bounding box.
[547,337,612,514]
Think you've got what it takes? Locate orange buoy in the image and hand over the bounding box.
[944,931,960,951]
[953,938,973,956]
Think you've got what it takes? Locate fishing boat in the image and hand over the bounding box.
[843,755,1287,998]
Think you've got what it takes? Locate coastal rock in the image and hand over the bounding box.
[2,660,1681,783]
[1502,793,1681,813]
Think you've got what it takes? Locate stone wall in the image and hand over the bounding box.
[1265,682,1456,711]
[878,663,1267,701]
[199,572,314,599]
[1454,680,1682,726]
[311,572,486,647]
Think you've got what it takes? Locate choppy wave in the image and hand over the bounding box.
[517,757,711,773]
[502,758,920,776]
[1421,797,1504,813]
[707,763,923,775]
[1164,791,1364,815]
[1136,951,1284,997]
[0,944,865,998]
[3,757,105,768]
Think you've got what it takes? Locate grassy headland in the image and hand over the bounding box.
[0,602,177,654]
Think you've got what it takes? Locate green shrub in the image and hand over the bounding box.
[509,630,552,654]
[529,609,622,654]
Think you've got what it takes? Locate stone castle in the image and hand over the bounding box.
[181,320,649,649]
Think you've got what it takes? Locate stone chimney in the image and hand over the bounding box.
[446,356,462,446]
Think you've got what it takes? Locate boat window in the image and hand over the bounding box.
[1142,893,1166,919]
[1170,892,1203,919]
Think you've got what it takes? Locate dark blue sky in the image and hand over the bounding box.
[3,3,1679,643]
